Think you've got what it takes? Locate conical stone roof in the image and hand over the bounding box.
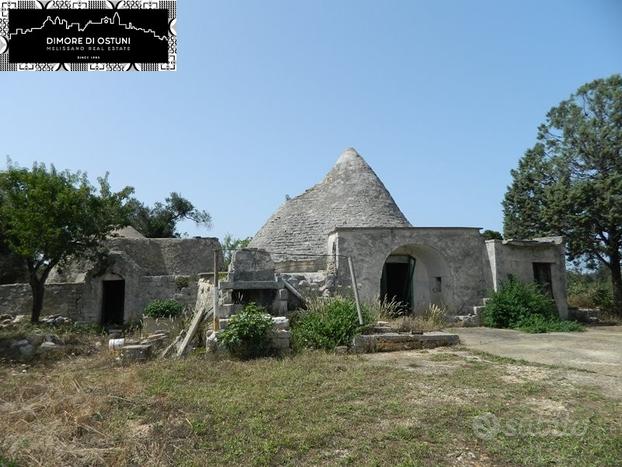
[249,148,411,262]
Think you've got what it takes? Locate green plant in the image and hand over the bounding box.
[482,279,557,328]
[482,279,583,333]
[218,303,273,359]
[291,296,372,350]
[143,299,183,319]
[567,271,614,311]
[366,296,405,319]
[515,314,584,333]
[175,276,190,290]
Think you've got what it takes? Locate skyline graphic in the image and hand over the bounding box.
[9,11,168,42]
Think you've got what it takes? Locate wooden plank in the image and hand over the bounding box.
[348,256,364,325]
[176,306,213,357]
[282,279,305,305]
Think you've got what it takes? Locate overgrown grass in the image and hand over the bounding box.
[1,348,620,466]
[291,297,372,350]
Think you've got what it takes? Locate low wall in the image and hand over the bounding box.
[0,283,84,320]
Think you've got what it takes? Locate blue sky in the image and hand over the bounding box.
[2,0,621,240]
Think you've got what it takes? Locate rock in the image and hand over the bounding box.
[29,335,45,347]
[119,344,153,362]
[206,332,219,352]
[270,329,291,350]
[44,335,64,345]
[335,346,348,354]
[18,343,34,358]
[0,313,13,321]
[13,315,28,324]
[271,316,289,330]
[11,339,30,348]
[39,341,60,351]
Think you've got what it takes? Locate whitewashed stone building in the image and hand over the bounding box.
[250,148,568,318]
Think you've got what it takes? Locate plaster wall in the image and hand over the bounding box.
[485,239,568,318]
[332,227,487,314]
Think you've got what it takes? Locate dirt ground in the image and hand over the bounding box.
[447,326,622,399]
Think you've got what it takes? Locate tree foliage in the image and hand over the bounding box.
[0,161,132,322]
[481,229,503,241]
[503,75,622,314]
[126,192,211,238]
[221,233,252,268]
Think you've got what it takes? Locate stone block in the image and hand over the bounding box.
[351,332,459,353]
[120,344,153,362]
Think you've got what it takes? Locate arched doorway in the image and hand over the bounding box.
[379,244,450,314]
[380,255,416,312]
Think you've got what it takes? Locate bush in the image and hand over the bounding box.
[567,272,613,311]
[291,297,372,350]
[482,279,583,333]
[482,279,556,328]
[515,314,584,333]
[218,303,273,359]
[144,299,184,319]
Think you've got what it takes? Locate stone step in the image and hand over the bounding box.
[351,332,459,353]
[454,315,480,327]
[472,305,486,315]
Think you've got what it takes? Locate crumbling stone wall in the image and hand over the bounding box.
[0,283,84,320]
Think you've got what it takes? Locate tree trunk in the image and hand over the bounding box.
[610,252,622,317]
[30,278,45,323]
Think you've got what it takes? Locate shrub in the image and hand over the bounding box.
[482,279,557,328]
[218,303,273,359]
[366,296,407,319]
[515,314,584,333]
[567,273,613,311]
[175,276,190,290]
[291,296,372,350]
[482,279,583,333]
[144,299,184,319]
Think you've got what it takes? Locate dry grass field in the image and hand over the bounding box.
[1,342,621,466]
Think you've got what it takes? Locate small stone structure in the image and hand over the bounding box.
[0,227,223,325]
[0,147,570,325]
[219,248,289,316]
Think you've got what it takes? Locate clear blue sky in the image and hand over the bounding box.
[2,0,621,240]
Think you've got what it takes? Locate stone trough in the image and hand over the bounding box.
[351,331,459,353]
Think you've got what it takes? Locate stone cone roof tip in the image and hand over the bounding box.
[249,148,411,260]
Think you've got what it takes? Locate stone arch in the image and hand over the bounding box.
[379,244,452,313]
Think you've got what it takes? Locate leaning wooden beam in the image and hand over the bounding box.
[160,331,183,359]
[283,279,305,305]
[176,306,213,358]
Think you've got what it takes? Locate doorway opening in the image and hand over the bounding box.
[533,262,553,297]
[380,255,416,312]
[101,280,125,326]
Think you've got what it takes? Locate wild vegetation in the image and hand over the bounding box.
[1,348,620,466]
[482,279,583,333]
[0,161,132,323]
[291,297,372,351]
[143,299,184,319]
[126,192,212,238]
[218,303,274,359]
[503,74,622,316]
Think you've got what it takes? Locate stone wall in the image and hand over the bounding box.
[332,227,488,315]
[0,283,84,319]
[485,238,568,318]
